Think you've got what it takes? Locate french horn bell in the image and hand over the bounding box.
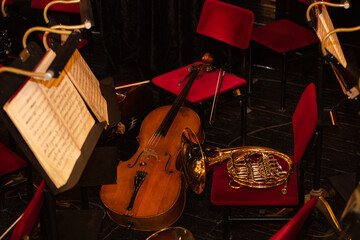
[181,128,294,195]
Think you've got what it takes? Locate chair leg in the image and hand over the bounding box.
[223,206,230,240]
[0,178,5,211]
[240,94,247,146]
[196,102,207,131]
[280,52,288,111]
[25,167,34,202]
[247,42,253,95]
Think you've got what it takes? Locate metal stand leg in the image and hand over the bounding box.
[44,188,58,240]
[223,206,230,240]
[310,45,327,198]
[80,187,89,210]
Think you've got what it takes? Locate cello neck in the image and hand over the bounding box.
[155,67,200,137]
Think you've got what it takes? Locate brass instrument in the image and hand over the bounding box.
[181,128,294,195]
[146,227,195,240]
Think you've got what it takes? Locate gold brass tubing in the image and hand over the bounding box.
[329,110,335,126]
[306,1,349,22]
[42,24,84,50]
[321,26,360,56]
[146,227,195,240]
[0,66,46,79]
[316,196,344,235]
[43,0,80,24]
[22,26,71,50]
[1,0,7,17]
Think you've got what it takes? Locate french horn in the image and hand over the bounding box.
[181,128,294,195]
[146,227,195,240]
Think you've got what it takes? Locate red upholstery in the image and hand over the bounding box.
[0,142,28,176]
[211,159,299,206]
[292,83,318,164]
[251,19,319,53]
[197,0,254,49]
[11,180,45,240]
[4,0,13,4]
[153,61,246,103]
[154,1,252,104]
[211,83,317,206]
[270,197,319,240]
[31,0,80,13]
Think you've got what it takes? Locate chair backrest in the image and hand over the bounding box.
[196,0,254,50]
[297,0,309,4]
[270,197,319,240]
[292,83,318,164]
[0,142,28,176]
[31,0,80,13]
[11,180,45,240]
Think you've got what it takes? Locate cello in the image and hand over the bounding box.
[100,54,213,231]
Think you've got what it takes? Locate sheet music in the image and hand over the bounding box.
[317,5,347,68]
[3,49,96,188]
[39,73,95,149]
[63,49,109,124]
[4,80,82,188]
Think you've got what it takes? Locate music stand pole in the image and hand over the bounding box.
[310,44,327,197]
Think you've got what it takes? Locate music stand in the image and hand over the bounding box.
[306,1,360,200]
[0,32,120,239]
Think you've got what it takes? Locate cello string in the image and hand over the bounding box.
[125,62,206,215]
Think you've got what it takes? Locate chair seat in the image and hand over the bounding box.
[152,62,247,103]
[31,0,80,13]
[0,142,28,176]
[251,19,319,53]
[211,159,299,206]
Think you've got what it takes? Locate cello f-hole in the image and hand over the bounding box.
[127,151,144,168]
[164,152,172,174]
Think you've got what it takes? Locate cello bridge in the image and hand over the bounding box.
[143,148,159,161]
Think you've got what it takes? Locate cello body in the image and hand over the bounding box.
[100,105,204,231]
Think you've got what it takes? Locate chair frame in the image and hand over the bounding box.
[211,83,318,239]
[154,0,254,146]
[249,0,319,111]
[0,139,33,211]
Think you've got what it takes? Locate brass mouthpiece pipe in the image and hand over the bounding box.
[1,0,7,17]
[43,0,80,24]
[321,26,360,56]
[0,66,47,79]
[22,26,72,50]
[306,1,350,22]
[42,24,87,50]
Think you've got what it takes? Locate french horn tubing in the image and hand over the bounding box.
[181,128,294,195]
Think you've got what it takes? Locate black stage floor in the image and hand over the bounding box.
[1,35,360,240]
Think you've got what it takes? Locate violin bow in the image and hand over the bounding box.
[209,65,226,125]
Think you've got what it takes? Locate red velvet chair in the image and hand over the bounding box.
[10,180,45,240]
[152,0,254,145]
[271,195,349,240]
[0,142,33,210]
[31,0,80,14]
[250,0,319,111]
[270,197,319,240]
[210,83,318,239]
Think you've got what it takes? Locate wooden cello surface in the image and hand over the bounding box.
[100,53,212,231]
[100,106,203,231]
